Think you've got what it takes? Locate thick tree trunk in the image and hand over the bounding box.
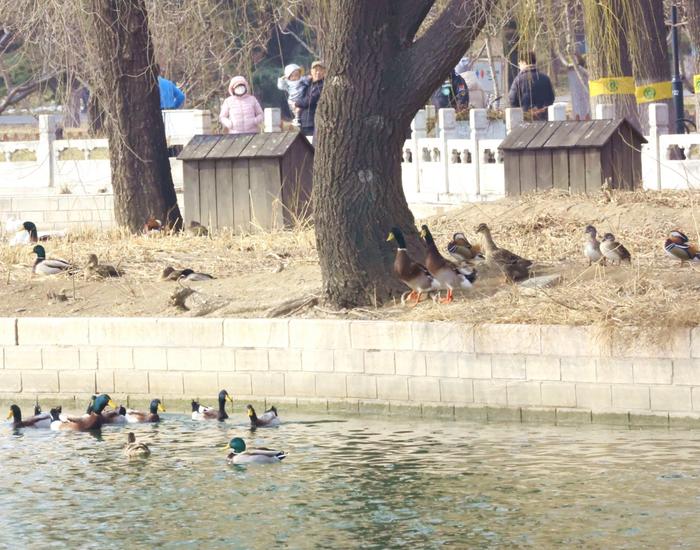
[89,0,181,232]
[686,0,700,129]
[584,0,640,129]
[630,0,674,134]
[314,0,492,308]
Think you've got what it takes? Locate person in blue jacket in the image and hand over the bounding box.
[158,67,185,110]
[508,51,555,121]
[431,69,470,114]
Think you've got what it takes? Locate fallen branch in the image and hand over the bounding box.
[265,294,319,318]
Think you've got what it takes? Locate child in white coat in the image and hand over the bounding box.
[277,63,307,127]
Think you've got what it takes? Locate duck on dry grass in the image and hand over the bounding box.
[419,225,476,303]
[32,245,75,276]
[475,223,532,282]
[600,233,631,265]
[583,225,604,266]
[85,254,123,279]
[446,232,483,263]
[664,230,700,265]
[386,227,440,306]
[161,266,215,281]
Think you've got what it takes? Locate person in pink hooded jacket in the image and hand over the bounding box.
[219,76,263,134]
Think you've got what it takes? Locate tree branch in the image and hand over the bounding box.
[395,0,495,115]
[395,0,435,46]
[0,71,58,115]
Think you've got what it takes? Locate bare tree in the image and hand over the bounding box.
[313,0,495,308]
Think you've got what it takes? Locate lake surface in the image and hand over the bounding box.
[2,413,700,548]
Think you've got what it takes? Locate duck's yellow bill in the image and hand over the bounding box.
[226,394,233,403]
[222,444,231,451]
[6,410,12,419]
[247,409,254,417]
[158,403,166,412]
[386,233,395,241]
[108,399,117,408]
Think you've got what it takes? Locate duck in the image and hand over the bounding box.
[600,233,631,265]
[386,227,441,305]
[101,404,128,425]
[446,232,483,263]
[51,394,115,431]
[126,399,165,423]
[32,245,75,276]
[144,217,163,234]
[225,437,286,465]
[191,389,233,421]
[186,221,209,237]
[6,404,53,429]
[161,266,215,281]
[85,254,123,279]
[664,230,700,264]
[419,224,477,303]
[475,223,532,282]
[123,432,151,458]
[583,225,604,266]
[247,404,280,427]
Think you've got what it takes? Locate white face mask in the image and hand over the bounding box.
[233,85,246,96]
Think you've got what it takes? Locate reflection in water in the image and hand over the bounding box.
[2,414,700,548]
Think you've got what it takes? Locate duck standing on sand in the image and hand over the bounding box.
[475,223,532,282]
[32,245,74,276]
[386,227,441,305]
[419,224,477,304]
[664,230,700,265]
[583,225,604,266]
[191,390,233,421]
[600,233,631,265]
[247,404,280,427]
[225,437,286,464]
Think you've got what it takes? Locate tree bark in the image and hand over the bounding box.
[629,0,673,133]
[89,0,181,232]
[584,0,640,129]
[314,0,492,308]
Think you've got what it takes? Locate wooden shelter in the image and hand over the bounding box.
[178,132,314,231]
[499,119,646,195]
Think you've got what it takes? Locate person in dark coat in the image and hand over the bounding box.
[508,51,555,121]
[295,60,325,137]
[431,70,470,114]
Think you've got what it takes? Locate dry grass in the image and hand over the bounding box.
[1,189,699,345]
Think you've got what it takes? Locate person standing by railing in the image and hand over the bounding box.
[157,66,185,110]
[219,76,263,134]
[508,51,555,121]
[295,60,325,138]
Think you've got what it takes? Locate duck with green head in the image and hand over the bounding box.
[225,437,286,464]
[386,227,441,306]
[191,390,233,421]
[32,245,74,276]
[6,404,53,429]
[126,399,165,423]
[51,394,115,431]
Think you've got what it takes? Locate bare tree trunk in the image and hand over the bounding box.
[687,0,700,129]
[63,78,82,128]
[630,0,674,134]
[89,0,181,232]
[87,93,105,137]
[584,0,640,129]
[314,0,492,308]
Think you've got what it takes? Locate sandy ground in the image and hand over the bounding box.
[1,189,699,338]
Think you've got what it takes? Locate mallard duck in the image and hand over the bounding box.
[161,266,214,281]
[6,404,53,429]
[247,404,280,427]
[126,399,165,423]
[600,233,631,265]
[144,217,163,234]
[32,245,74,276]
[664,230,700,264]
[446,232,483,263]
[386,227,441,305]
[123,432,151,458]
[419,225,476,303]
[102,404,128,425]
[225,437,286,465]
[475,223,532,282]
[51,394,115,431]
[186,221,209,237]
[584,225,604,266]
[85,254,123,279]
[191,389,233,421]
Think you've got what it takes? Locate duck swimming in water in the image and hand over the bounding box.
[225,437,286,464]
[126,399,165,423]
[247,404,280,427]
[6,404,53,429]
[123,432,151,458]
[191,390,233,421]
[51,394,115,431]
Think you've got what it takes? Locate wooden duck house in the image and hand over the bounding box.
[178,132,314,231]
[499,118,646,195]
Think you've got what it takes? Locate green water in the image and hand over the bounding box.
[2,413,700,548]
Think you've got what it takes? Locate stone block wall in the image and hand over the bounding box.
[1,317,699,425]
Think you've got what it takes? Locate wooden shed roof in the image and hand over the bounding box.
[178,131,312,160]
[499,118,647,151]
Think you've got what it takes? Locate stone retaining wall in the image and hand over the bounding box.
[1,317,699,426]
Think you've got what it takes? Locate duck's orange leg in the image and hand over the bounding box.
[440,289,454,304]
[408,291,422,307]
